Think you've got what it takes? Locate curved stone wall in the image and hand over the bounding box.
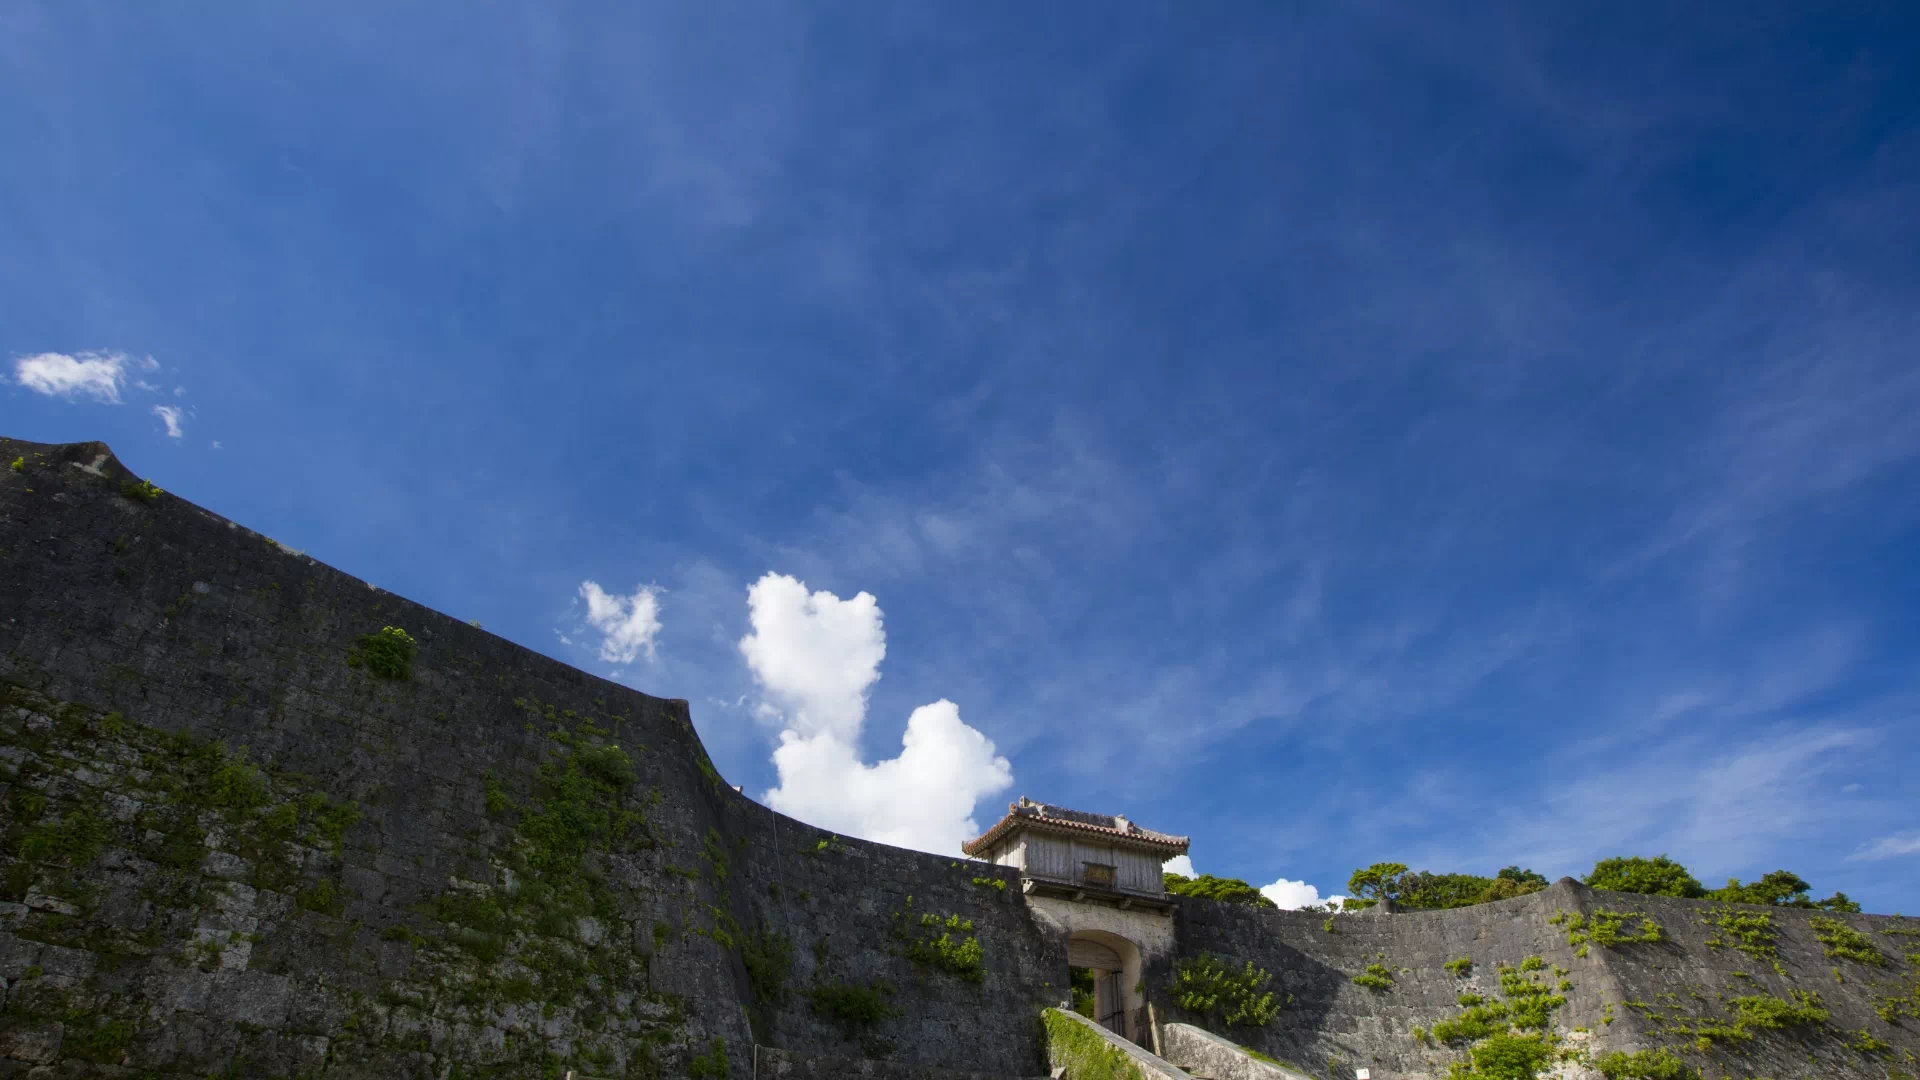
[4,436,1915,1080]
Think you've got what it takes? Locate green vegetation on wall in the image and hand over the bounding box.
[347,625,419,680]
[1171,952,1281,1027]
[809,981,901,1037]
[118,477,163,504]
[1809,916,1884,966]
[1419,957,1570,1077]
[1701,905,1779,969]
[1352,963,1394,991]
[1549,908,1662,957]
[1625,989,1828,1053]
[1590,1048,1700,1079]
[891,898,985,982]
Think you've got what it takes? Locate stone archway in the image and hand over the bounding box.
[1068,929,1145,1044]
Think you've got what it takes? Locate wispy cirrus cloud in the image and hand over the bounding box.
[1851,834,1920,862]
[12,350,154,403]
[151,404,185,438]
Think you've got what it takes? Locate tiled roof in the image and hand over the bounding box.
[962,796,1190,857]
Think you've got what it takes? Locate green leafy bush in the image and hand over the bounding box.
[1586,855,1705,897]
[347,626,417,679]
[1344,862,1548,911]
[1164,872,1276,908]
[1445,956,1474,977]
[1444,1032,1551,1079]
[1172,953,1280,1026]
[1352,963,1394,991]
[8,456,23,473]
[1592,1048,1699,1079]
[1589,856,1855,910]
[1709,870,1859,911]
[1432,998,1508,1044]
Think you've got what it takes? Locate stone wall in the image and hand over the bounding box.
[0,437,1060,1078]
[1168,878,1920,1079]
[5,436,1918,1080]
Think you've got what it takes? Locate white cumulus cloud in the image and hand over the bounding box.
[1163,855,1196,877]
[765,700,1014,853]
[1260,878,1349,911]
[578,581,663,665]
[152,405,185,438]
[740,572,1013,854]
[738,572,886,742]
[13,351,136,403]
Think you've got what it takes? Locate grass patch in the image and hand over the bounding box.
[1044,1009,1152,1080]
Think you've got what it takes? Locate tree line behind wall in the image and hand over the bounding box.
[1163,854,1865,915]
[1344,855,1861,912]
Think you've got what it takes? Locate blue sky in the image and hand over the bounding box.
[4,3,1918,911]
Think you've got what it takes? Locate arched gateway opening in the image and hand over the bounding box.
[1068,928,1144,1039]
[963,797,1188,1050]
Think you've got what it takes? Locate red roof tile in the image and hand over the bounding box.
[962,796,1190,858]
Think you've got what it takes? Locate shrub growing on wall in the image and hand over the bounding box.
[1584,855,1706,897]
[1171,953,1279,1027]
[348,626,418,680]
